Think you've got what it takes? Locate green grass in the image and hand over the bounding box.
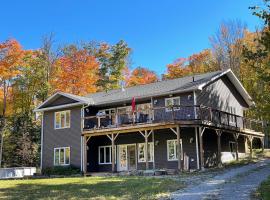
[254,175,270,200]
[0,176,184,200]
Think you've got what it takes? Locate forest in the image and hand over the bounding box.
[0,1,269,168]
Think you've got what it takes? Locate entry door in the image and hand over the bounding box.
[118,145,127,171]
[127,145,136,170]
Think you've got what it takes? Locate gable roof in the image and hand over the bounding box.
[86,70,223,105]
[34,92,94,112]
[34,69,254,112]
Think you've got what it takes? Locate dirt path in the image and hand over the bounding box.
[170,159,270,200]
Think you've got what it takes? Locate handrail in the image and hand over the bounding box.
[82,105,264,133]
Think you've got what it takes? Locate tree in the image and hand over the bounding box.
[126,67,158,86]
[0,39,23,167]
[163,58,189,79]
[83,40,131,91]
[51,45,99,95]
[243,0,270,121]
[210,20,247,76]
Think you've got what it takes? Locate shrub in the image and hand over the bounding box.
[42,165,81,176]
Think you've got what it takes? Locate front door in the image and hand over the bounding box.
[127,145,136,170]
[118,145,127,171]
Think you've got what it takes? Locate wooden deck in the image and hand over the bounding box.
[82,119,264,138]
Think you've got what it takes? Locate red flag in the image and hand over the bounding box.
[131,97,136,112]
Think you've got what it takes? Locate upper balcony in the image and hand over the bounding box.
[82,105,264,136]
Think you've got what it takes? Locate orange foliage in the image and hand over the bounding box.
[163,49,217,80]
[51,48,99,95]
[0,39,23,116]
[0,39,23,80]
[126,67,158,86]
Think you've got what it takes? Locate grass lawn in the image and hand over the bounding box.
[254,176,270,200]
[0,176,184,200]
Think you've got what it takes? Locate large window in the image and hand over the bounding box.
[165,97,180,112]
[138,143,154,162]
[167,139,182,161]
[99,146,112,164]
[55,110,70,129]
[54,147,70,165]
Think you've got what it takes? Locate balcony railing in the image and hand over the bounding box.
[82,105,264,133]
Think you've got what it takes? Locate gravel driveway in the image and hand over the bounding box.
[170,158,270,200]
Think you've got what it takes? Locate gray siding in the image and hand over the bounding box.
[153,92,195,122]
[197,76,248,116]
[87,127,198,172]
[42,106,82,169]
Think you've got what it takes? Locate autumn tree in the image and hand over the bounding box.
[163,58,189,79]
[0,39,23,167]
[209,20,247,76]
[51,45,99,95]
[83,40,131,91]
[126,67,158,86]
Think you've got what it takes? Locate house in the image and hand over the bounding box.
[34,69,265,173]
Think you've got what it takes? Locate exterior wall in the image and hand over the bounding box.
[153,92,195,122]
[196,76,248,116]
[87,127,198,172]
[42,106,82,169]
[203,129,247,167]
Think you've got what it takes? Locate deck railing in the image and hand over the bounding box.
[82,105,264,133]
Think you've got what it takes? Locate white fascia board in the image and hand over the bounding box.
[197,69,231,90]
[34,102,86,112]
[35,91,94,111]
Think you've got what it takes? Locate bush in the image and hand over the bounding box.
[42,165,81,176]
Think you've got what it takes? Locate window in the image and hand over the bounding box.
[54,147,70,165]
[55,110,70,129]
[229,141,236,153]
[165,97,180,112]
[167,139,182,161]
[138,143,154,162]
[99,146,112,164]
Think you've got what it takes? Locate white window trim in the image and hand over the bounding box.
[54,147,70,166]
[137,142,154,163]
[54,110,71,129]
[165,97,180,112]
[98,145,112,165]
[167,139,183,161]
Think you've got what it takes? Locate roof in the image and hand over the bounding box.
[34,69,254,112]
[34,92,94,112]
[86,70,223,105]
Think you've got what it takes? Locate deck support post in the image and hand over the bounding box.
[170,126,181,172]
[260,137,264,152]
[139,130,152,170]
[233,133,240,161]
[195,127,200,170]
[248,136,254,159]
[216,130,222,168]
[107,133,119,173]
[83,136,91,175]
[199,127,206,170]
[176,125,181,172]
